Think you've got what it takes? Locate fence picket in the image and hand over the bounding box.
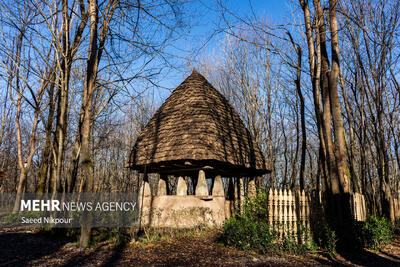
[274,188,278,232]
[260,189,376,242]
[268,188,273,226]
[288,190,293,236]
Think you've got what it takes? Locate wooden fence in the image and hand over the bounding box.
[267,189,311,240]
[264,189,367,240]
[393,198,400,220]
[351,192,367,221]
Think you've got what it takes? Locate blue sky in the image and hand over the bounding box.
[226,0,293,22]
[147,0,295,104]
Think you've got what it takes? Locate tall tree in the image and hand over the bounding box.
[299,0,353,240]
[339,0,400,221]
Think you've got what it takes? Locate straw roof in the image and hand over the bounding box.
[128,70,270,177]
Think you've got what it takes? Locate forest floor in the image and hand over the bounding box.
[0,226,400,266]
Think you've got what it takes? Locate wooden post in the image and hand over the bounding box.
[362,194,367,221]
[301,190,306,243]
[292,189,298,242]
[228,178,235,215]
[283,189,288,236]
[247,179,257,197]
[234,178,239,211]
[351,193,355,220]
[268,188,273,226]
[398,198,400,219]
[356,193,360,221]
[288,190,293,238]
[239,178,245,212]
[305,191,310,233]
[352,193,357,220]
[278,189,283,239]
[274,188,278,233]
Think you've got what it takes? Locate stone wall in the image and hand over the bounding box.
[144,195,225,228]
[138,171,228,228]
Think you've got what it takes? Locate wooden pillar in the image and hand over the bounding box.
[239,178,245,211]
[234,178,245,212]
[226,177,235,218]
[227,177,234,199]
[234,178,239,210]
[247,178,257,197]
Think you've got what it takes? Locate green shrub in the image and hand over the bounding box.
[221,216,278,253]
[220,192,278,253]
[240,191,269,221]
[290,223,318,254]
[282,234,309,255]
[321,224,337,256]
[221,191,316,255]
[362,215,394,249]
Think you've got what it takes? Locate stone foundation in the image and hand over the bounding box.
[141,195,225,228]
[138,172,254,228]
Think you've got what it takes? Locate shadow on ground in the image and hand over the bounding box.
[0,231,69,266]
[1,229,400,266]
[336,247,400,266]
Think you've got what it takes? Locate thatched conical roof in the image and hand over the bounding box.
[128,70,270,177]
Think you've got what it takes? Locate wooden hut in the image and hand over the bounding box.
[128,70,270,228]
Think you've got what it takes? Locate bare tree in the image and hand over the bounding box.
[298,0,353,240]
[0,2,51,211]
[339,0,400,220]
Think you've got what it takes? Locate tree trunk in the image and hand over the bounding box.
[78,0,98,247]
[65,135,80,193]
[78,0,118,247]
[300,0,354,247]
[50,0,72,196]
[37,80,56,196]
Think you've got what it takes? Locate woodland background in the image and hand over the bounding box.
[0,0,399,246]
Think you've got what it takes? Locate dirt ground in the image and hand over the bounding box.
[0,227,400,266]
